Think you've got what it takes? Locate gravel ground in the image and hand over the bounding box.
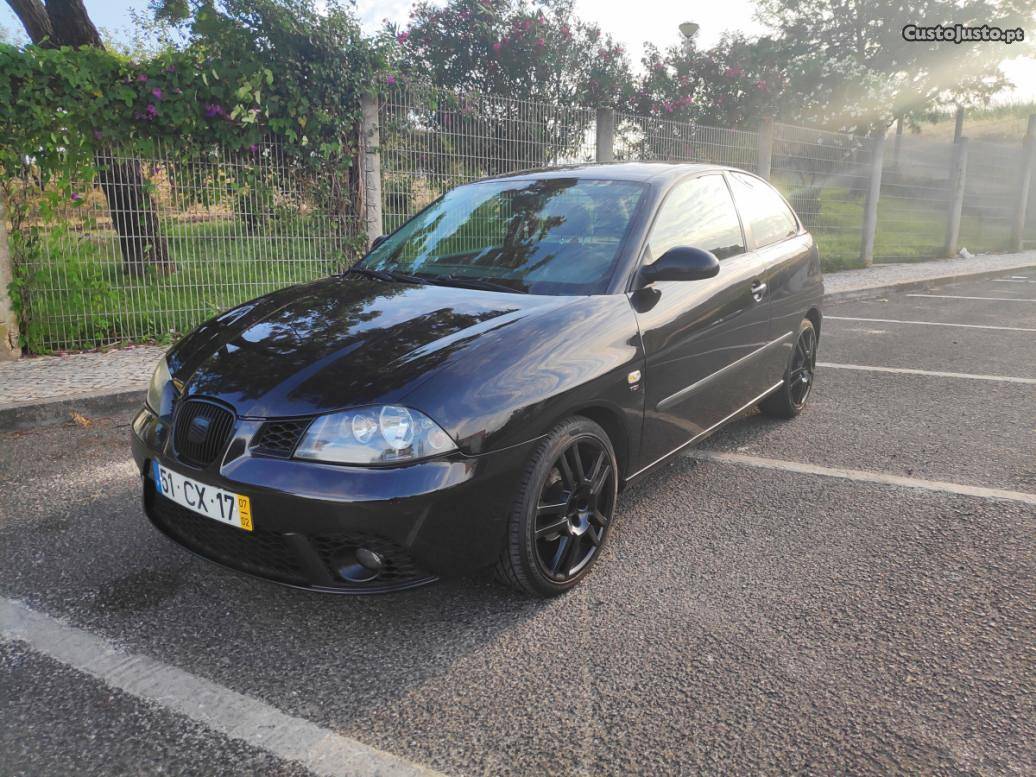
[1,272,1033,776]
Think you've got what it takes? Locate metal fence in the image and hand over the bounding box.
[380,86,596,233]
[3,142,360,352]
[2,86,1033,354]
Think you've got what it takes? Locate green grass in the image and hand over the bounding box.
[18,217,356,353]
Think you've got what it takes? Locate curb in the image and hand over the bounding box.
[823,264,1036,303]
[3,263,1034,432]
[0,387,143,432]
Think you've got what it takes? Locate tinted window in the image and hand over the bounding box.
[363,178,646,295]
[644,175,745,263]
[729,173,798,247]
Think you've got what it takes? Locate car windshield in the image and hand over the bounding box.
[361,178,647,295]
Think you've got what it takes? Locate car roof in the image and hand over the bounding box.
[477,161,738,185]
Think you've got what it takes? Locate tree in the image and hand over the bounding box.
[390,0,634,108]
[757,0,1036,132]
[5,0,173,274]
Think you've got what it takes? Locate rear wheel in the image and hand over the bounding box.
[759,318,817,419]
[495,417,617,597]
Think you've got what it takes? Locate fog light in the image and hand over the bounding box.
[335,547,385,583]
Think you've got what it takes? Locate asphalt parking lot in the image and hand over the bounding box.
[2,270,1034,776]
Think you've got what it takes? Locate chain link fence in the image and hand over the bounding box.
[3,86,1033,354]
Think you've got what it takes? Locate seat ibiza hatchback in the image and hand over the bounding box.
[132,163,823,597]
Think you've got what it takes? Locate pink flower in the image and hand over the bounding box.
[755,79,768,91]
[70,192,82,202]
[144,103,158,120]
[492,41,502,54]
[151,87,163,100]
[249,144,259,154]
[92,129,103,140]
[396,31,409,44]
[560,24,571,38]
[204,103,226,119]
[137,73,148,82]
[535,37,545,48]
[724,66,744,78]
[385,74,397,85]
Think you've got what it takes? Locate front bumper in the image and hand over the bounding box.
[131,407,535,593]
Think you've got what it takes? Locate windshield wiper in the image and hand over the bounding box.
[348,266,427,285]
[425,274,526,294]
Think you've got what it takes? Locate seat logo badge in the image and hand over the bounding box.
[627,370,642,390]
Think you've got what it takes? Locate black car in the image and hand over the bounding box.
[132,163,823,597]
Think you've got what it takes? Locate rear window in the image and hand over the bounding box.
[729,173,798,248]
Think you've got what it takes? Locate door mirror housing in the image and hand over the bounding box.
[369,234,389,251]
[638,246,721,286]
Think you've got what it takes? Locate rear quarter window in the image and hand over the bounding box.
[729,172,799,248]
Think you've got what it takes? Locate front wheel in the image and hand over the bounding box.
[759,318,817,419]
[495,417,618,597]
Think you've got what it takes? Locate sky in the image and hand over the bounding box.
[2,0,1034,102]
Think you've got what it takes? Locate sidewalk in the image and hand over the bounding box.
[2,250,1035,429]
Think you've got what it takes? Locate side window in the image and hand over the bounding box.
[728,172,798,248]
[645,175,746,262]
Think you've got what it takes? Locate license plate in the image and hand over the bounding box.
[152,460,252,531]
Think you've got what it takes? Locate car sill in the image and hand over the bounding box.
[626,379,785,482]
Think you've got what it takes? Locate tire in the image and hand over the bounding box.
[495,416,618,597]
[759,318,818,419]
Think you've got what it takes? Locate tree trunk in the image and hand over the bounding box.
[95,155,175,276]
[6,0,175,276]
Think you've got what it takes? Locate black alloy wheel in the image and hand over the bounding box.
[760,318,818,419]
[496,417,618,597]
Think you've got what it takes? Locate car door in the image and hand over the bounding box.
[727,171,818,384]
[629,173,772,473]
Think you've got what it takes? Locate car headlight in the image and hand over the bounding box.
[294,405,457,465]
[146,357,174,416]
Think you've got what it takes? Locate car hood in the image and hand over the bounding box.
[169,275,570,418]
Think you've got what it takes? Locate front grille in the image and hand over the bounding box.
[173,399,235,468]
[149,491,308,585]
[310,531,425,583]
[251,418,312,458]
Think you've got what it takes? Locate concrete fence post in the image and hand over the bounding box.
[859,131,886,267]
[756,116,774,180]
[1009,114,1036,252]
[944,137,969,257]
[595,107,615,163]
[0,195,21,361]
[359,93,383,247]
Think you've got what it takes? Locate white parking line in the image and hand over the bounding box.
[686,451,1036,506]
[993,278,1036,283]
[817,362,1036,384]
[0,598,443,777]
[906,293,1036,302]
[826,316,1036,333]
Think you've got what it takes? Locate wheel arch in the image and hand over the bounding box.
[568,404,632,487]
[806,306,822,339]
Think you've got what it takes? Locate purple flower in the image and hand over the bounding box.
[385,74,397,85]
[249,144,259,154]
[396,31,409,44]
[92,129,103,141]
[144,103,158,120]
[137,73,148,82]
[151,87,163,100]
[204,103,226,119]
[70,192,82,202]
[165,64,176,73]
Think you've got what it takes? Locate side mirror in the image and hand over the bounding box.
[369,234,389,251]
[639,246,721,285]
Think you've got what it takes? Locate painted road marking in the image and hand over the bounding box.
[817,362,1036,385]
[0,598,443,777]
[685,451,1036,507]
[993,278,1035,283]
[825,316,1036,333]
[906,294,1036,302]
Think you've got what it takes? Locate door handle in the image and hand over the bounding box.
[751,281,767,302]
